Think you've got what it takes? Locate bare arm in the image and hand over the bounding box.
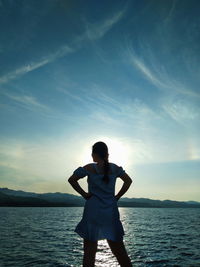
[68,174,91,200]
[115,172,133,200]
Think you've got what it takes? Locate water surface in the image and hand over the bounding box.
[0,207,200,266]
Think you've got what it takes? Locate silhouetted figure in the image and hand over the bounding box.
[68,141,133,267]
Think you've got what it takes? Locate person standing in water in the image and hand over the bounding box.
[68,141,133,267]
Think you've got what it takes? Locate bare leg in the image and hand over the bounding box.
[107,239,132,267]
[83,239,98,267]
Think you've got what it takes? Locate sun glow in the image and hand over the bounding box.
[80,136,131,168]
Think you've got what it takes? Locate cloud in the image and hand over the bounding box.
[163,0,177,23]
[56,84,125,128]
[88,85,161,124]
[74,83,162,130]
[86,86,200,163]
[0,137,77,192]
[88,110,122,127]
[0,6,126,86]
[5,92,49,111]
[53,80,200,165]
[0,45,73,85]
[2,91,89,123]
[130,54,166,89]
[56,87,87,105]
[85,7,126,41]
[127,44,200,99]
[161,96,200,125]
[2,92,54,117]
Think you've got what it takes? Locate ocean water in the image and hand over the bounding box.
[0,207,200,267]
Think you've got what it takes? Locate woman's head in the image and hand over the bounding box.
[92,141,110,183]
[92,141,109,162]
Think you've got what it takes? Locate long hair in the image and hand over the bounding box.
[92,141,110,183]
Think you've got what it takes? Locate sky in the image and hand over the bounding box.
[0,0,200,201]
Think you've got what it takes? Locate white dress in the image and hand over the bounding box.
[72,162,125,241]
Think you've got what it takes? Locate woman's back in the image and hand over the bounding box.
[74,162,126,200]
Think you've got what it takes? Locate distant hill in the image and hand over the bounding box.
[0,192,52,206]
[0,188,84,207]
[0,188,200,208]
[120,197,200,208]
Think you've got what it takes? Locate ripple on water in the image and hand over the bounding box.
[0,207,200,266]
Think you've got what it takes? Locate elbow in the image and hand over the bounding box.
[128,178,133,186]
[68,176,78,185]
[124,180,132,188]
[68,177,73,184]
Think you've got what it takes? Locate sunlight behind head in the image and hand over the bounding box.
[80,136,131,168]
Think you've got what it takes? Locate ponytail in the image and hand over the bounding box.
[92,141,110,184]
[102,158,110,183]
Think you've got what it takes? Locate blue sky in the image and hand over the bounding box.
[0,0,200,201]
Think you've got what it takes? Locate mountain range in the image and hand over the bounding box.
[0,188,200,208]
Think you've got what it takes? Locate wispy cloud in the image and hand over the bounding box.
[0,6,126,86]
[161,96,200,125]
[3,92,51,114]
[56,84,124,127]
[126,41,200,129]
[88,110,122,127]
[82,85,164,139]
[2,91,85,122]
[164,0,177,23]
[85,7,126,41]
[127,43,200,99]
[56,82,121,114]
[83,85,200,163]
[131,55,166,89]
[126,42,174,90]
[0,45,73,85]
[56,82,162,136]
[56,87,87,105]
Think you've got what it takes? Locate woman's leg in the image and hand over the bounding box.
[107,239,132,267]
[83,239,98,267]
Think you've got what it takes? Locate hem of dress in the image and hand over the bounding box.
[74,229,125,242]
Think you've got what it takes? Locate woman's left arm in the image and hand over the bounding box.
[68,174,91,200]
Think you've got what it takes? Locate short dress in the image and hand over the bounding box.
[72,162,126,241]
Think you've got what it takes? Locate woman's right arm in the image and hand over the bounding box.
[68,174,91,200]
[68,165,93,200]
[115,172,133,201]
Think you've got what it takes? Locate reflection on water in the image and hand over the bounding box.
[0,207,200,266]
[95,240,118,267]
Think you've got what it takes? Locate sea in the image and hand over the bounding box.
[0,207,200,267]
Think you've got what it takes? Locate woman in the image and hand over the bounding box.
[68,141,133,267]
